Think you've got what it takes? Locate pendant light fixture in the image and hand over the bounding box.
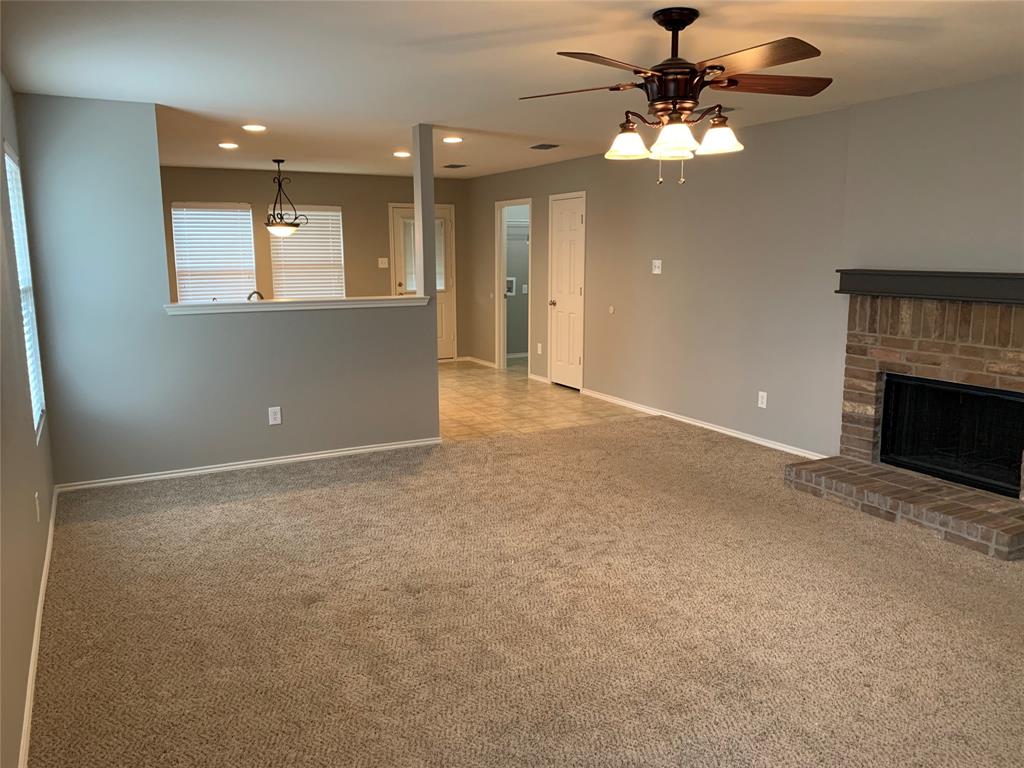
[265,159,307,237]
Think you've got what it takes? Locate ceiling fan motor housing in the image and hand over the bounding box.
[646,8,706,121]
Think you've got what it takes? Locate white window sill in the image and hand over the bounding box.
[164,295,431,316]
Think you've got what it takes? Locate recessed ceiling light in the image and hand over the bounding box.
[442,136,463,144]
[242,124,267,133]
[218,142,239,149]
[393,150,411,158]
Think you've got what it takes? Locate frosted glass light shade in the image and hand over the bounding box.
[697,124,744,155]
[266,222,300,237]
[649,122,699,160]
[605,128,650,160]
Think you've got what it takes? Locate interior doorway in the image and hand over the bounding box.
[388,203,456,360]
[494,199,531,370]
[547,192,586,389]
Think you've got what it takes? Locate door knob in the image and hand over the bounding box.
[548,299,557,306]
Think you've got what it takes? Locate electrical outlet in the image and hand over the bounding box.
[377,257,389,269]
[537,342,543,355]
[268,406,282,425]
[651,259,662,275]
[757,391,768,409]
[34,491,40,523]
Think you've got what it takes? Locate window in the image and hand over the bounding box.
[5,150,46,432]
[400,216,445,293]
[270,206,345,299]
[171,203,256,302]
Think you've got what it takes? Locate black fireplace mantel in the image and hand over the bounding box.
[836,269,1024,305]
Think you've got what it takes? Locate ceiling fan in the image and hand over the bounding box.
[520,7,833,180]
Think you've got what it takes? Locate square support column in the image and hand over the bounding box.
[412,123,436,300]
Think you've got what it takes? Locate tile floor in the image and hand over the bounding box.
[438,357,640,440]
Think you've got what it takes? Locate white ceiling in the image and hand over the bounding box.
[3,1,1023,178]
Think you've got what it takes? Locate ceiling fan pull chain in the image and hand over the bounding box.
[657,159,664,185]
[679,159,686,185]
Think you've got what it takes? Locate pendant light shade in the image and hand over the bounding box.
[697,115,744,155]
[649,116,699,160]
[266,222,300,237]
[265,159,308,237]
[605,120,650,160]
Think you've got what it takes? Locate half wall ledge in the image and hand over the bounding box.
[164,295,431,315]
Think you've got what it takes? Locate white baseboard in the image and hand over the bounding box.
[505,352,528,359]
[528,372,551,383]
[453,356,496,368]
[54,437,442,493]
[20,489,57,768]
[581,388,826,460]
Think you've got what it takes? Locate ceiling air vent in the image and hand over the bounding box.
[530,143,560,150]
[443,163,467,169]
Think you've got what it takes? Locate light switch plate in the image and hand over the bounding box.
[522,284,528,294]
[268,406,282,425]
[651,259,663,275]
[377,257,389,269]
[757,391,767,409]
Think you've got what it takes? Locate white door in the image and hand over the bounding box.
[389,204,456,360]
[548,193,585,389]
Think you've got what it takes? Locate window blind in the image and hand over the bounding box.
[171,203,256,303]
[5,151,46,431]
[270,206,345,299]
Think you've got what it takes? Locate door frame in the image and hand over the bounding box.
[388,202,457,358]
[546,191,586,385]
[493,198,532,371]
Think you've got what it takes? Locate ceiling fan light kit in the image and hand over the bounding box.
[523,6,832,185]
[696,115,744,155]
[649,114,699,159]
[604,119,651,160]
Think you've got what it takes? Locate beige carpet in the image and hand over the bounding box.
[30,417,1024,767]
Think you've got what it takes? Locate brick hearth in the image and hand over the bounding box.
[785,456,1024,560]
[786,290,1024,559]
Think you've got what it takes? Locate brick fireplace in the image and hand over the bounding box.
[839,295,1024,464]
[786,271,1024,560]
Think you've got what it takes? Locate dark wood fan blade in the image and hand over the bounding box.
[557,52,659,78]
[519,82,638,100]
[697,38,821,80]
[709,74,833,97]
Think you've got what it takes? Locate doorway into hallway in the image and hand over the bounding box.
[494,199,531,370]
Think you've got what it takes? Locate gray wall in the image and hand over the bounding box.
[461,73,1024,456]
[1,74,54,768]
[17,94,439,484]
[505,208,529,355]
[160,166,470,299]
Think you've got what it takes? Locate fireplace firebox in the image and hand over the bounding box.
[880,374,1024,497]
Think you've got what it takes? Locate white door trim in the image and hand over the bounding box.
[546,191,586,385]
[494,198,532,371]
